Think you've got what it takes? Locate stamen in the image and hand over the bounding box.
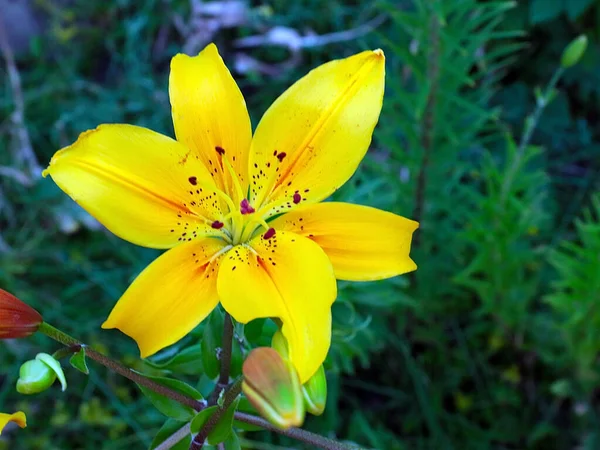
[263,228,276,240]
[211,221,224,229]
[215,146,225,155]
[240,199,255,215]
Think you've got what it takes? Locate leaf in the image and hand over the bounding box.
[529,0,563,24]
[136,373,203,421]
[207,398,240,445]
[190,406,218,433]
[69,347,89,375]
[230,339,243,378]
[190,398,240,445]
[149,419,191,450]
[243,318,265,343]
[145,345,204,375]
[202,309,224,379]
[223,431,241,450]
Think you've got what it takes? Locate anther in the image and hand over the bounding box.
[211,221,224,229]
[263,228,276,240]
[215,146,225,155]
[240,199,255,215]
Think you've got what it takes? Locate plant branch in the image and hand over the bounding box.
[155,423,191,450]
[233,412,359,450]
[219,313,233,386]
[39,322,205,411]
[190,378,243,450]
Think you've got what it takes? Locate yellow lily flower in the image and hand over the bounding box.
[0,411,27,435]
[44,44,418,382]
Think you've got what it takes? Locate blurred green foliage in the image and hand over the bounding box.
[2,0,600,448]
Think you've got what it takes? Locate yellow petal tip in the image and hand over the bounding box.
[373,48,385,59]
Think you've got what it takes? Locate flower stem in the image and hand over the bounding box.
[219,313,233,386]
[233,412,360,450]
[190,378,243,450]
[38,322,205,411]
[154,423,191,450]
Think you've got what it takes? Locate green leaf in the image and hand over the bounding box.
[223,431,241,450]
[136,373,203,421]
[190,406,218,433]
[230,339,243,378]
[529,0,563,24]
[149,419,191,450]
[202,309,224,379]
[243,318,265,343]
[69,347,89,375]
[207,398,240,445]
[145,345,204,375]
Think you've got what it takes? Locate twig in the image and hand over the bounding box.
[190,379,243,450]
[0,15,41,182]
[155,423,191,450]
[233,412,361,450]
[38,322,206,411]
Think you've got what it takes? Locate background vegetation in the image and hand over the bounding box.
[1,0,600,448]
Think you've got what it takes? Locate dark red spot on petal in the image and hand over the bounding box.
[293,192,302,204]
[188,176,197,185]
[277,152,287,162]
[215,146,225,155]
[240,199,255,215]
[211,221,224,229]
[263,228,276,240]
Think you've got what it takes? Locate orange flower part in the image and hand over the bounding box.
[0,289,42,339]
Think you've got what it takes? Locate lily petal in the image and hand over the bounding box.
[170,44,252,203]
[0,412,26,435]
[272,202,418,281]
[45,124,226,249]
[217,231,336,382]
[102,238,228,357]
[248,50,385,216]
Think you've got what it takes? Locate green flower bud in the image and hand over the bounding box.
[271,330,289,359]
[302,365,327,415]
[16,353,67,395]
[242,347,305,429]
[561,35,588,68]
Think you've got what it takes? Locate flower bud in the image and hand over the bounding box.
[0,411,26,435]
[271,330,289,359]
[302,365,327,415]
[242,347,305,429]
[16,353,67,394]
[561,35,588,69]
[0,288,42,339]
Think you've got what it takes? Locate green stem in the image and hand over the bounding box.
[39,322,205,411]
[190,378,243,450]
[501,66,565,203]
[233,412,361,450]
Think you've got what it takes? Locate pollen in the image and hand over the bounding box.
[240,199,255,215]
[263,228,276,240]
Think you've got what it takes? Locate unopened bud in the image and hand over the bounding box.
[242,347,305,429]
[561,35,587,68]
[0,288,42,339]
[16,353,67,394]
[302,365,327,415]
[0,411,26,435]
[271,330,289,359]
